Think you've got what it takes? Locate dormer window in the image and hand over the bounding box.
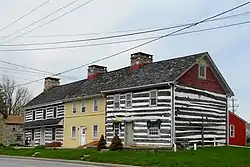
[198,64,206,79]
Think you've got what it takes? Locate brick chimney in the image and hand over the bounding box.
[87,65,107,80]
[130,52,153,70]
[44,77,60,91]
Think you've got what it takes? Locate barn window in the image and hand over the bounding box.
[230,125,235,138]
[198,64,206,79]
[125,93,132,108]
[147,120,161,136]
[114,94,120,109]
[149,90,157,106]
[32,110,36,121]
[113,122,121,136]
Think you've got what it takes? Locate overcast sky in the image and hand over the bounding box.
[0,0,249,121]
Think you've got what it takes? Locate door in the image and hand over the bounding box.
[79,126,86,146]
[125,122,134,146]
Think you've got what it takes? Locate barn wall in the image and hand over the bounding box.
[106,86,172,146]
[229,112,246,146]
[174,85,227,144]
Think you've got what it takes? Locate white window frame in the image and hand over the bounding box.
[93,99,98,112]
[230,125,235,138]
[82,100,86,113]
[125,93,132,108]
[72,102,77,114]
[198,64,206,79]
[71,126,76,139]
[92,125,98,139]
[113,122,121,136]
[114,94,120,109]
[149,90,158,106]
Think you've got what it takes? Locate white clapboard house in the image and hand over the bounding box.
[101,52,234,147]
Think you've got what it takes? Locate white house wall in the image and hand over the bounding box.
[174,85,227,145]
[106,86,172,146]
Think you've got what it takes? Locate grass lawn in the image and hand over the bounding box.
[0,146,250,167]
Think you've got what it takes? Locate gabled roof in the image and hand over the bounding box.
[26,52,233,107]
[229,111,248,123]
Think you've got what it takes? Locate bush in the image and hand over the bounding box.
[97,135,107,150]
[109,134,123,151]
[0,143,5,148]
[34,145,46,150]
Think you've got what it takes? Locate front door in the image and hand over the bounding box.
[79,126,86,146]
[125,122,134,146]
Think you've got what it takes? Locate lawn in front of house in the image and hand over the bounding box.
[0,146,250,167]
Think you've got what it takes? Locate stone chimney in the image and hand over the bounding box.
[130,52,153,70]
[87,65,107,80]
[44,77,60,91]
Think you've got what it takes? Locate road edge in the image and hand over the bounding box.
[0,155,139,167]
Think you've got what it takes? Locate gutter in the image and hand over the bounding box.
[101,81,174,94]
[63,94,103,103]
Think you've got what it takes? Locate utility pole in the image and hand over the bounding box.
[229,97,239,113]
[202,114,204,147]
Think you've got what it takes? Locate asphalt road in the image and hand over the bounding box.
[0,157,104,167]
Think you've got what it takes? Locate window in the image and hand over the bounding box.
[31,129,35,140]
[16,134,23,141]
[32,110,36,120]
[198,64,206,79]
[52,128,56,141]
[43,109,46,120]
[53,107,57,118]
[114,94,120,109]
[113,122,121,136]
[12,127,16,132]
[93,99,98,112]
[230,125,235,137]
[149,90,157,106]
[71,126,76,138]
[147,120,161,136]
[92,125,98,138]
[125,93,132,108]
[82,100,86,112]
[72,102,77,114]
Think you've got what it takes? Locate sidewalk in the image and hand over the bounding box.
[0,155,139,167]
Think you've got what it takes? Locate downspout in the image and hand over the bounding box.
[171,83,176,148]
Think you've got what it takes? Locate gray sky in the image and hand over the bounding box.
[0,0,249,121]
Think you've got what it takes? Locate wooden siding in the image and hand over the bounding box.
[174,85,227,144]
[25,103,65,122]
[106,86,172,146]
[178,60,225,94]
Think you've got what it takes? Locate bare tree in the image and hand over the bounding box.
[0,76,32,115]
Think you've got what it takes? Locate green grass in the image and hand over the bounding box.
[0,147,250,167]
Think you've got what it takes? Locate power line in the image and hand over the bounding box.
[0,20,249,51]
[0,0,81,42]
[1,0,95,44]
[14,0,250,87]
[1,11,250,47]
[0,73,33,81]
[0,0,51,34]
[24,11,250,38]
[0,59,80,80]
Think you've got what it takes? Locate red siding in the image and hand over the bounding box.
[229,112,246,146]
[178,63,225,94]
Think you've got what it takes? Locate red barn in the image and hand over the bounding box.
[229,111,247,146]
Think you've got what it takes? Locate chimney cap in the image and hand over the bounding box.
[88,65,107,69]
[45,77,60,81]
[131,52,153,59]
